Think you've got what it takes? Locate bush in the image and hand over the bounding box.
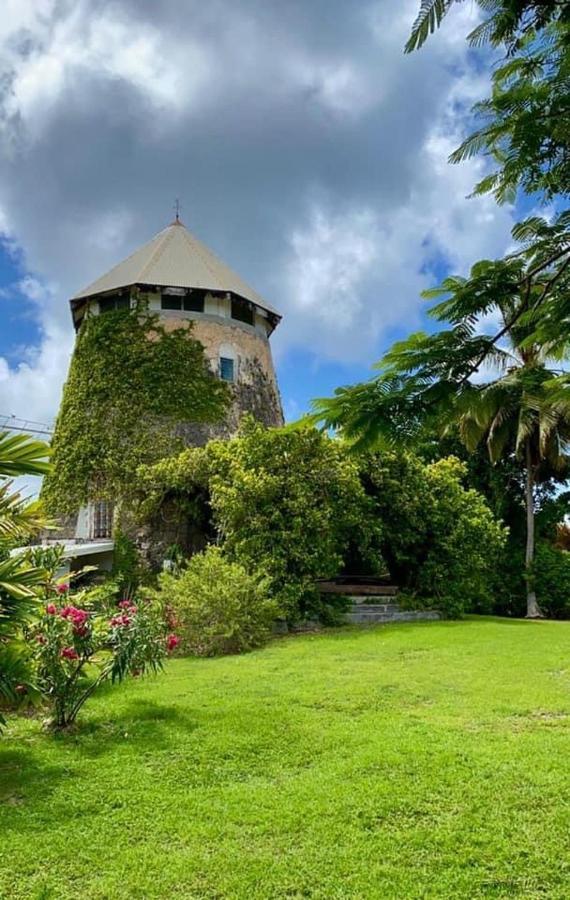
[362,453,507,617]
[158,546,277,656]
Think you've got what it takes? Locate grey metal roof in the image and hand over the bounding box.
[72,220,281,317]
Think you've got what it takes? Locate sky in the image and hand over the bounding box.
[0,0,518,433]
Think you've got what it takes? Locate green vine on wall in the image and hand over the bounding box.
[42,309,229,515]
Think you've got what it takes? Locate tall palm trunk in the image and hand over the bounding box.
[524,439,542,618]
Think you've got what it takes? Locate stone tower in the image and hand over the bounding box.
[65,217,283,544]
[71,217,283,436]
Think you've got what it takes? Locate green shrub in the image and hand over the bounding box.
[112,528,148,594]
[532,543,570,619]
[158,546,277,656]
[362,453,507,617]
[494,541,570,619]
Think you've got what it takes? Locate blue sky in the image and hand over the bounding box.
[0,247,41,362]
[0,0,517,433]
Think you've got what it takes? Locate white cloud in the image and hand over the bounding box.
[0,0,517,419]
[1,0,212,138]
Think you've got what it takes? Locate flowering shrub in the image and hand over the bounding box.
[33,590,177,729]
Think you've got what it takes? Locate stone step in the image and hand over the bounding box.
[348,603,400,614]
[319,582,398,597]
[349,586,399,598]
[345,607,441,625]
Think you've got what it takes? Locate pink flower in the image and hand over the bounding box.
[61,607,89,627]
[60,647,79,660]
[56,583,69,595]
[118,599,136,611]
[46,603,57,615]
[167,634,180,652]
[110,614,132,627]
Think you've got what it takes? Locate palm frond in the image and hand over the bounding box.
[0,556,45,601]
[0,431,51,478]
[405,0,455,53]
[0,484,51,542]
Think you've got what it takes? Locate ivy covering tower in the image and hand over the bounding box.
[43,216,284,539]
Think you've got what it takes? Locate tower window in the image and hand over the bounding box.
[231,296,254,326]
[92,500,113,539]
[219,357,235,383]
[99,294,130,314]
[183,293,205,313]
[161,294,182,310]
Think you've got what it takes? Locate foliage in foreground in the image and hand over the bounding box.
[139,420,383,623]
[158,546,277,657]
[0,431,51,729]
[42,308,228,516]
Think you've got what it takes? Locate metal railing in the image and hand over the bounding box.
[0,414,54,437]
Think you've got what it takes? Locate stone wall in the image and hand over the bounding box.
[161,313,284,445]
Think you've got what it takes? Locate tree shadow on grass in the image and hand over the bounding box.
[45,697,200,759]
[0,747,67,810]
[0,699,199,826]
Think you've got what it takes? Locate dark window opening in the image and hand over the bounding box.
[183,293,205,313]
[231,295,254,326]
[219,357,235,383]
[161,294,182,310]
[99,294,130,314]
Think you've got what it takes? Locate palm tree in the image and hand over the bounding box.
[451,344,570,617]
[0,431,51,726]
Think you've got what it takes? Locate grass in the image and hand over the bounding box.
[1,617,569,899]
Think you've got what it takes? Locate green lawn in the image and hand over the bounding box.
[1,618,569,899]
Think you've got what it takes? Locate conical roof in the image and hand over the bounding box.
[72,220,280,317]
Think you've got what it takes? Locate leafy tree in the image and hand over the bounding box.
[308,2,570,618]
[362,452,507,617]
[0,431,51,728]
[407,3,570,202]
[138,419,383,623]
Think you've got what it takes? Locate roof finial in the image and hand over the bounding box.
[173,198,182,224]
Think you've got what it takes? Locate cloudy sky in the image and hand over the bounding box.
[0,0,516,430]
